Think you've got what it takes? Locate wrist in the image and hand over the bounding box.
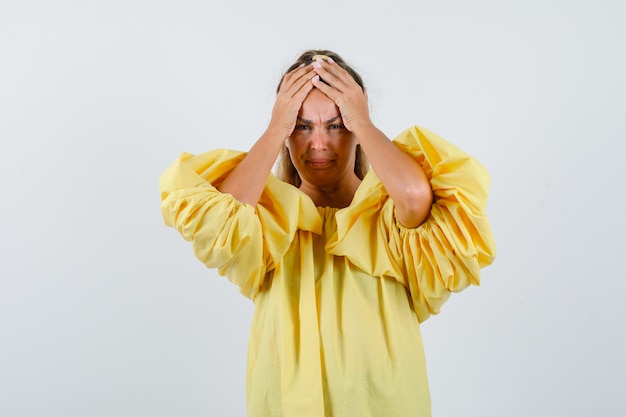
[265,121,293,143]
[349,120,379,140]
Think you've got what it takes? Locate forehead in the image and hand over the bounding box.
[299,89,340,119]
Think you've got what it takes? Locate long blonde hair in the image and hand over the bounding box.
[275,50,369,188]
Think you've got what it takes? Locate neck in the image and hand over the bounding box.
[300,176,361,208]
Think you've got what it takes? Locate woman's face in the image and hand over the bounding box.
[286,88,358,189]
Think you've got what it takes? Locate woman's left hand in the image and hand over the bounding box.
[313,57,433,228]
[311,59,372,134]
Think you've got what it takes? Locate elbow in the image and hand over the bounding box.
[396,183,433,228]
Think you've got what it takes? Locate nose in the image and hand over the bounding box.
[310,129,328,151]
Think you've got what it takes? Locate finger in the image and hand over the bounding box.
[282,72,316,101]
[287,69,317,101]
[293,73,315,101]
[311,75,340,101]
[311,60,353,92]
[280,65,316,94]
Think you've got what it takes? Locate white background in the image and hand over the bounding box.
[1,0,625,416]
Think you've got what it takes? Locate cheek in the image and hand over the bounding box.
[285,141,302,167]
[287,135,309,153]
[339,135,357,153]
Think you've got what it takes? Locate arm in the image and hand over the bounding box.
[352,124,432,228]
[311,60,433,228]
[218,64,317,206]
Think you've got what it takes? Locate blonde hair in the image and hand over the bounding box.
[275,49,369,187]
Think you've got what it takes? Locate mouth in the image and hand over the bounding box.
[307,159,333,169]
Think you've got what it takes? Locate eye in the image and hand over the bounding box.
[294,124,311,130]
[329,124,345,130]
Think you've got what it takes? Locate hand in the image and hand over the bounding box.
[311,59,373,134]
[268,64,317,138]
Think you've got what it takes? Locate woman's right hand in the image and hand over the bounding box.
[217,64,315,206]
[268,64,316,138]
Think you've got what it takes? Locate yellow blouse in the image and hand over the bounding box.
[159,126,496,417]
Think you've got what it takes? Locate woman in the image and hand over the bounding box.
[159,49,496,417]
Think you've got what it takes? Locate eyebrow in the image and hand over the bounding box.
[297,115,342,124]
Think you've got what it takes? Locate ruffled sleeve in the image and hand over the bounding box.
[327,126,496,322]
[159,149,321,300]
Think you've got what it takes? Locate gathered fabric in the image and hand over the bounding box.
[159,126,496,417]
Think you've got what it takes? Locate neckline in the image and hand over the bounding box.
[295,170,376,211]
[317,206,340,212]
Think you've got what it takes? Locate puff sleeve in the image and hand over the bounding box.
[159,149,268,299]
[327,126,496,322]
[159,149,322,300]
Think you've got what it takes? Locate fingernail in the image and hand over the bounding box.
[312,75,320,83]
[312,61,322,69]
[327,57,335,63]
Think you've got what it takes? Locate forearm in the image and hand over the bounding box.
[218,127,288,206]
[218,63,316,206]
[354,123,433,228]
